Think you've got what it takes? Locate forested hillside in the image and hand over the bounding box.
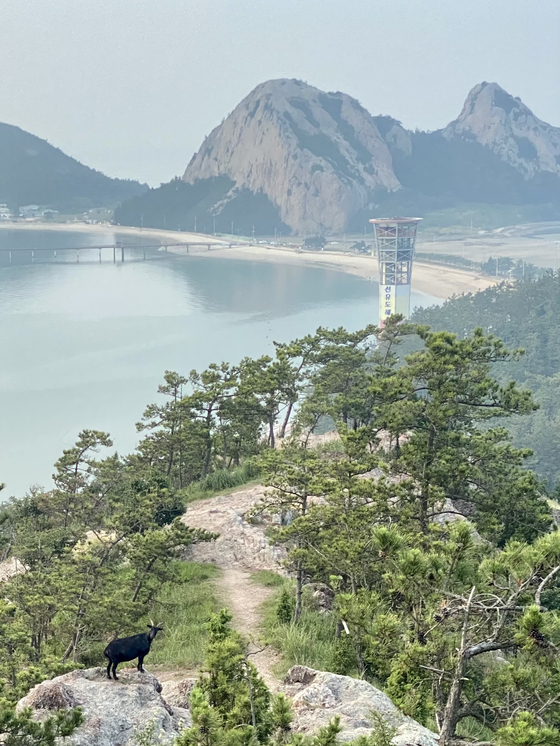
[413,273,560,485]
[0,122,145,211]
[113,176,289,235]
[2,319,560,745]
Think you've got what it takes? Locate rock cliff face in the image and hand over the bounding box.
[115,79,560,235]
[443,82,560,178]
[183,78,400,233]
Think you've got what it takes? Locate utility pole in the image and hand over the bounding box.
[231,220,234,236]
[194,215,197,232]
[213,217,216,235]
[274,227,277,245]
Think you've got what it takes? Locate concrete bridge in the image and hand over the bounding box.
[0,241,234,265]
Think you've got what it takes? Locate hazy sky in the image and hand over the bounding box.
[1,0,558,186]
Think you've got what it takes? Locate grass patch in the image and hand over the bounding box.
[182,462,261,503]
[251,570,286,588]
[149,561,220,668]
[258,577,339,676]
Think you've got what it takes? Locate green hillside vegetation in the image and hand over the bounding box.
[394,132,560,207]
[413,273,560,486]
[0,122,145,211]
[113,176,290,236]
[3,319,560,744]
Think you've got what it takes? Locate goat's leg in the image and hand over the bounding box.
[106,660,112,679]
[112,662,119,680]
[137,655,145,673]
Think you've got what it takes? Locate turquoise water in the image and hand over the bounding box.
[0,230,438,496]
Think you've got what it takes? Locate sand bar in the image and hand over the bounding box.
[0,222,497,299]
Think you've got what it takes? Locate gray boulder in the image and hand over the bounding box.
[161,677,196,709]
[284,666,438,746]
[17,667,192,745]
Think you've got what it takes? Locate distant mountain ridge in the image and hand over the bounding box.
[0,122,145,211]
[443,82,560,178]
[183,78,400,233]
[116,79,560,234]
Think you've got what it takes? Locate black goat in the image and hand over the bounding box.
[104,621,163,680]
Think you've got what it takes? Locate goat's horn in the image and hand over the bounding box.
[150,618,155,627]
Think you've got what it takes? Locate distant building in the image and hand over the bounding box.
[0,204,12,221]
[19,205,57,219]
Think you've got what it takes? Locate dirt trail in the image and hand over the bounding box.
[215,568,282,690]
[182,487,285,688]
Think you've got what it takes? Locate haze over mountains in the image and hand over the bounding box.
[0,123,145,212]
[116,78,560,234]
[2,77,558,230]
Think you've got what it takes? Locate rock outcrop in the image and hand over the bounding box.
[181,485,287,571]
[183,78,401,233]
[160,677,196,710]
[17,665,438,746]
[443,81,560,179]
[17,668,191,746]
[284,666,437,746]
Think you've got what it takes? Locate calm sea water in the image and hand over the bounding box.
[0,229,438,496]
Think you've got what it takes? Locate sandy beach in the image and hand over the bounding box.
[0,222,497,299]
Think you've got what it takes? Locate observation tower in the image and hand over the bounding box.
[369,217,422,322]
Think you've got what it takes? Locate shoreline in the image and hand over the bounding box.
[0,222,498,299]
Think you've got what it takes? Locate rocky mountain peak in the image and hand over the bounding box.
[443,82,560,178]
[183,78,401,233]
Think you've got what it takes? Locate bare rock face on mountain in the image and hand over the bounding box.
[183,78,400,233]
[443,81,560,178]
[284,666,437,745]
[372,116,413,161]
[17,668,191,746]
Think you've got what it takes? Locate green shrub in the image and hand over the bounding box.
[183,462,261,502]
[276,589,295,624]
